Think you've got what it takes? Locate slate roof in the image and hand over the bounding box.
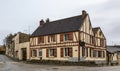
[92,27,100,34]
[107,46,120,53]
[92,27,106,39]
[31,14,87,37]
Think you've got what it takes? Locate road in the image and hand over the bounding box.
[0,55,120,71]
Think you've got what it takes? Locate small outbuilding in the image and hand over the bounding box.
[107,45,120,65]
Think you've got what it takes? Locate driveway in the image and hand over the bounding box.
[0,55,120,71]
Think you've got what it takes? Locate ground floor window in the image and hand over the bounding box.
[98,51,102,57]
[82,47,85,57]
[60,47,72,57]
[89,48,92,57]
[46,48,57,57]
[93,50,97,57]
[102,51,105,58]
[32,50,37,57]
[82,47,88,57]
[50,48,54,56]
[39,49,42,56]
[65,48,69,56]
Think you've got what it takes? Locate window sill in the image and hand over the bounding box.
[49,56,55,58]
[63,56,70,58]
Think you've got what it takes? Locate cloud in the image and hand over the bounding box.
[0,0,120,45]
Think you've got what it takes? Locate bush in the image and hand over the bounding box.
[26,60,97,66]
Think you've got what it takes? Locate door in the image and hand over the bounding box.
[21,48,27,61]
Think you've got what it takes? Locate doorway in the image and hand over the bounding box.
[21,48,27,61]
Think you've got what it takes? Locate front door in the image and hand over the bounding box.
[21,48,27,61]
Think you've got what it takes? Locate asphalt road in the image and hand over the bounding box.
[0,55,120,71]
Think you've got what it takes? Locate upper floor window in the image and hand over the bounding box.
[38,36,44,44]
[64,34,69,41]
[50,35,54,42]
[60,32,73,42]
[48,35,55,43]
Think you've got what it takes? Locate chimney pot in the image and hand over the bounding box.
[82,10,87,18]
[40,19,44,27]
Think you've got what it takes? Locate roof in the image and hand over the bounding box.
[92,27,106,39]
[107,45,120,53]
[92,27,100,34]
[31,14,87,37]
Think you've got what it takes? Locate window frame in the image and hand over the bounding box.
[49,48,54,57]
[64,33,69,41]
[39,49,42,57]
[64,48,69,57]
[50,35,54,43]
[32,50,37,57]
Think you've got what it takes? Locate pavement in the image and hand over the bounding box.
[0,55,120,71]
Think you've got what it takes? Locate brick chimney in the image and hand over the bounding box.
[40,19,44,27]
[82,10,87,19]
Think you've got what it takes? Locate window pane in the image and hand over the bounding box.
[40,37,43,43]
[39,49,42,56]
[50,36,54,42]
[33,50,37,57]
[82,47,85,57]
[50,49,54,56]
[64,34,69,41]
[65,48,69,56]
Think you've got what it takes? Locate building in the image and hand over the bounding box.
[12,32,30,60]
[30,10,107,63]
[0,45,6,54]
[107,45,120,65]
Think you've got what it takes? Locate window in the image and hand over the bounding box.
[65,48,69,56]
[39,49,42,56]
[103,51,105,58]
[82,47,85,57]
[98,51,102,58]
[93,50,97,57]
[32,50,37,57]
[64,34,69,41]
[50,48,54,56]
[98,39,100,46]
[40,37,44,43]
[90,48,92,57]
[50,35,54,42]
[86,48,88,57]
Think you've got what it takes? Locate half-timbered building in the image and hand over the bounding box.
[30,10,107,63]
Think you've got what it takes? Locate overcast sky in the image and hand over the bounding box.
[0,0,120,45]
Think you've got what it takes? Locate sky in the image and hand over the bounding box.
[0,0,120,45]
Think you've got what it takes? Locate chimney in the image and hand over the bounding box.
[40,19,44,27]
[82,10,87,19]
[46,18,50,23]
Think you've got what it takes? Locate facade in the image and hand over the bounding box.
[12,32,30,60]
[30,10,107,63]
[107,45,120,65]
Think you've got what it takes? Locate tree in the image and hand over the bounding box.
[4,34,14,45]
